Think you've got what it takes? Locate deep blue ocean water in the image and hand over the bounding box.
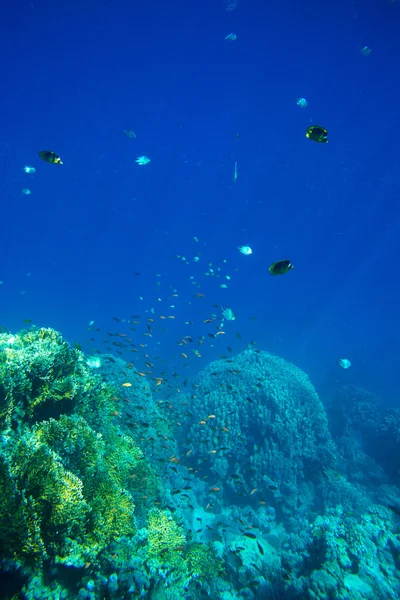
[1,1,400,598]
[1,0,399,400]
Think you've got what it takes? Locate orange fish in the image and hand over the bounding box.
[170,457,180,464]
[122,382,132,387]
[198,420,207,425]
[216,331,225,335]
[207,415,216,419]
[209,487,221,493]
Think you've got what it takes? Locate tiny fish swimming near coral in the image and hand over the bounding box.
[305,125,328,143]
[86,356,102,368]
[221,306,236,321]
[39,150,63,164]
[268,260,293,275]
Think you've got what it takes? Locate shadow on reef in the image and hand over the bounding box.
[0,328,400,599]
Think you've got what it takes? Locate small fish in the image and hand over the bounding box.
[238,245,252,256]
[250,488,257,495]
[257,541,264,556]
[209,487,221,493]
[136,155,151,165]
[39,150,63,164]
[296,97,307,108]
[221,306,236,321]
[123,128,136,138]
[337,358,351,369]
[122,382,132,387]
[233,161,238,183]
[243,532,257,539]
[360,45,372,56]
[305,125,328,143]
[225,32,237,41]
[268,260,293,276]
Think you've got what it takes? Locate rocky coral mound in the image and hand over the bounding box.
[327,385,400,483]
[184,349,337,514]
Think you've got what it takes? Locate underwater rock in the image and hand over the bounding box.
[183,349,337,515]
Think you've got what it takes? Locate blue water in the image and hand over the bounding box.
[1,1,400,597]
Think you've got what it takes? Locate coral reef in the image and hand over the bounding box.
[1,329,400,599]
[326,385,400,485]
[0,329,144,588]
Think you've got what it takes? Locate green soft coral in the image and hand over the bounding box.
[185,542,222,578]
[147,508,186,564]
[0,327,151,570]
